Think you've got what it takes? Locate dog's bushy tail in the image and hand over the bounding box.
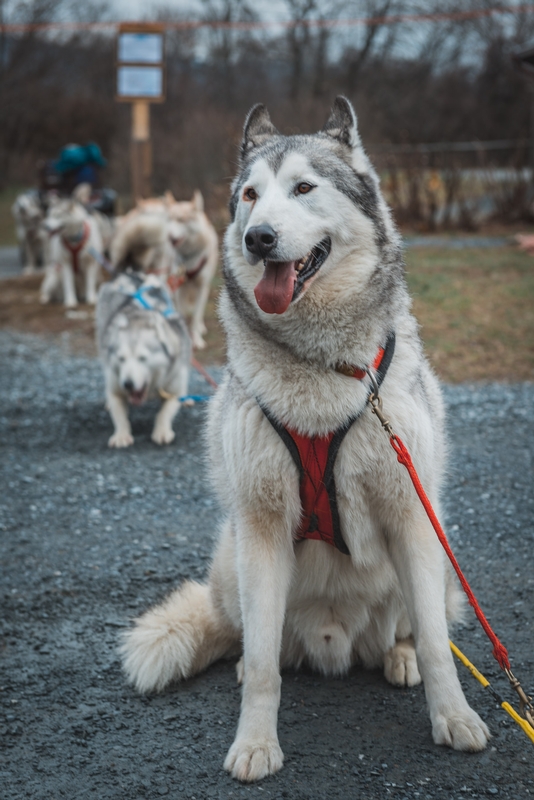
[120,581,238,694]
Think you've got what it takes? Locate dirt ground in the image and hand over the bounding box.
[1,331,533,800]
[0,273,226,365]
[1,238,532,381]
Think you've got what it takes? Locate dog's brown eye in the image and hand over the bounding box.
[296,182,314,195]
[244,187,257,201]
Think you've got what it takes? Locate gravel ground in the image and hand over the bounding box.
[0,330,533,800]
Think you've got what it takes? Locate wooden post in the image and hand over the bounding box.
[116,22,165,202]
[131,100,152,201]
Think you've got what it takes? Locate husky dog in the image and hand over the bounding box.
[72,182,115,252]
[112,192,218,349]
[12,190,48,273]
[165,191,218,351]
[121,98,490,780]
[40,195,104,307]
[96,272,191,448]
[110,210,180,279]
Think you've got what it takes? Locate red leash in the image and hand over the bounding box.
[389,433,510,671]
[191,357,218,389]
[367,380,533,726]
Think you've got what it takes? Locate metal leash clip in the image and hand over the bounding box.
[366,367,394,437]
[505,668,534,728]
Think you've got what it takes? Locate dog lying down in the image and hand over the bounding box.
[96,272,191,448]
[121,97,490,782]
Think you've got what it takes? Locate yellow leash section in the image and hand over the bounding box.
[450,640,534,745]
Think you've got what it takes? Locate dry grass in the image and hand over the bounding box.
[405,246,534,382]
[0,243,533,382]
[0,186,25,247]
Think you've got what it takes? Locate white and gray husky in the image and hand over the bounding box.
[111,192,218,349]
[40,192,104,307]
[96,272,191,448]
[121,97,490,780]
[11,190,48,273]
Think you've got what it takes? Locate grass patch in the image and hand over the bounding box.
[0,243,532,382]
[405,246,534,382]
[0,186,28,247]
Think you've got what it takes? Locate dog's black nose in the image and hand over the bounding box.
[244,225,278,259]
[123,379,134,393]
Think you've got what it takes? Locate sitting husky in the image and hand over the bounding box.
[12,190,48,273]
[121,98,490,781]
[96,272,191,448]
[40,192,104,307]
[111,191,218,349]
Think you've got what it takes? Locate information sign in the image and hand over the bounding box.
[118,32,163,64]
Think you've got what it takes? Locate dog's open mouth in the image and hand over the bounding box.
[253,237,331,314]
[126,386,148,406]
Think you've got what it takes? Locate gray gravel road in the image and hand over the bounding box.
[1,331,533,800]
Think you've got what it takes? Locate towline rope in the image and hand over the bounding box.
[191,357,218,389]
[367,376,534,744]
[450,641,534,745]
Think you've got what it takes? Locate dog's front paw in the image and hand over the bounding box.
[432,706,490,752]
[384,639,421,687]
[224,738,283,782]
[108,431,134,448]
[151,427,175,446]
[191,331,206,350]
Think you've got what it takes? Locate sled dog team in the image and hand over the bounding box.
[13,184,217,448]
[21,98,495,781]
[12,183,217,348]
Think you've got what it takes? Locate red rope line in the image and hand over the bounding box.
[389,434,511,672]
[1,5,532,34]
[191,357,218,390]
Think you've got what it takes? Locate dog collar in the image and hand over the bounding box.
[334,332,395,383]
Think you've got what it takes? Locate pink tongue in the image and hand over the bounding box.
[254,261,297,314]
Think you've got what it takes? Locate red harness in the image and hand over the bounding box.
[261,334,395,555]
[61,222,90,274]
[167,256,208,292]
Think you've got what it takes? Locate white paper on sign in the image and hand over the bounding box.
[117,66,163,98]
[118,33,163,64]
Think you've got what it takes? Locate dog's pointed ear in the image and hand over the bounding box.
[192,190,204,213]
[322,96,361,149]
[323,96,377,176]
[164,191,175,206]
[241,104,278,160]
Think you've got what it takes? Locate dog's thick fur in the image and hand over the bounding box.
[12,190,48,274]
[96,273,191,448]
[111,191,218,349]
[121,98,490,780]
[40,194,104,307]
